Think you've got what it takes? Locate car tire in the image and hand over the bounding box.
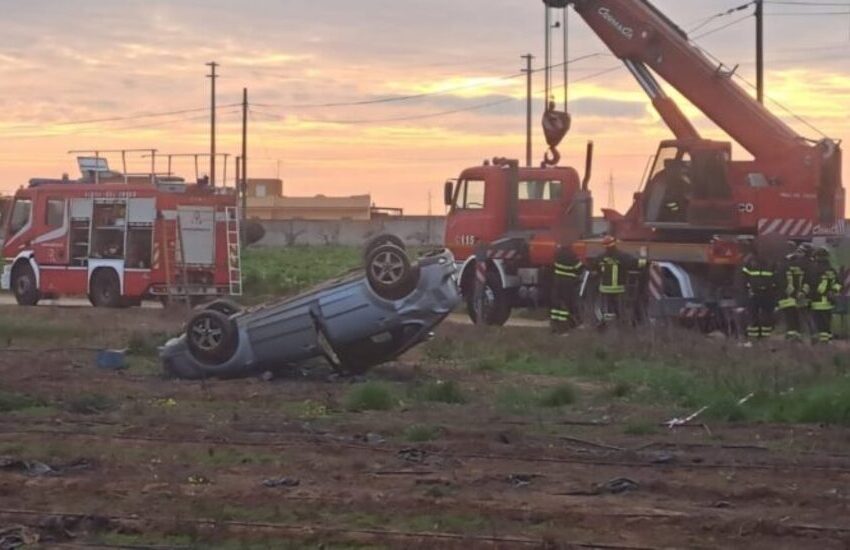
[466,271,511,326]
[89,269,123,308]
[363,233,406,261]
[365,244,418,300]
[12,262,40,306]
[186,310,238,365]
[201,299,243,317]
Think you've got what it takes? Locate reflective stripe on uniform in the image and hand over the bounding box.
[812,298,834,311]
[550,308,571,321]
[777,298,797,310]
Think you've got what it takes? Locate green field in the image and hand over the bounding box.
[241,246,362,298]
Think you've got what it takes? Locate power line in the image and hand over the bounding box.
[0,109,243,141]
[691,14,753,39]
[248,65,623,126]
[765,10,850,14]
[252,53,608,110]
[1,103,241,132]
[689,42,829,138]
[688,2,755,33]
[764,1,850,5]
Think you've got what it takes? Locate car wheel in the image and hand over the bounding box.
[89,269,123,308]
[201,299,243,317]
[363,233,406,261]
[466,271,511,326]
[12,262,40,306]
[366,244,418,300]
[186,310,238,365]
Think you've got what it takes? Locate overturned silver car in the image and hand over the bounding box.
[161,239,460,380]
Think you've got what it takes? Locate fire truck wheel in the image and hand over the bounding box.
[89,269,123,308]
[363,233,406,261]
[365,244,418,300]
[11,262,40,306]
[466,271,511,326]
[186,310,238,365]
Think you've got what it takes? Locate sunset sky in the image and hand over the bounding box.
[0,0,848,214]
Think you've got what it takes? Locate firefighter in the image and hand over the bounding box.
[777,243,810,341]
[594,236,637,325]
[550,245,584,334]
[742,252,779,340]
[808,247,840,344]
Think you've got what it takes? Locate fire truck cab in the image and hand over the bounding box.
[2,156,241,307]
[444,153,593,325]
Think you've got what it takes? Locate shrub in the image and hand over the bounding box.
[0,391,44,412]
[65,394,116,415]
[403,424,442,442]
[415,380,466,404]
[538,383,578,408]
[345,383,396,412]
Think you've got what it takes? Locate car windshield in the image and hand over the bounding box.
[8,198,32,236]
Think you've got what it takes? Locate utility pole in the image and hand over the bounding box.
[755,0,764,104]
[206,61,219,185]
[607,172,615,210]
[241,88,248,228]
[521,54,534,167]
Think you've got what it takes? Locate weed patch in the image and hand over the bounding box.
[0,391,45,413]
[538,383,578,408]
[345,383,396,412]
[65,394,116,415]
[412,380,466,404]
[403,424,442,442]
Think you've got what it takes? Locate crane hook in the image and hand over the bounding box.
[542,146,561,167]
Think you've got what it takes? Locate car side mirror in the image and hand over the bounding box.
[443,181,454,207]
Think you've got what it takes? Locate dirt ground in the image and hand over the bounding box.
[1,305,849,549]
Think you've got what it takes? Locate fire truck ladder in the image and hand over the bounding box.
[225,206,243,296]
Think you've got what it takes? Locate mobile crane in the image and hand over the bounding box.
[444,0,844,326]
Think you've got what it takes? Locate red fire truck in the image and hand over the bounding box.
[1,155,242,307]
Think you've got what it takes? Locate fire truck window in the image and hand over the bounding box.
[45,199,65,228]
[8,199,31,236]
[91,203,126,260]
[126,229,152,269]
[518,181,563,201]
[457,179,485,210]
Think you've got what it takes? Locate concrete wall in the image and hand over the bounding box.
[254,216,446,247]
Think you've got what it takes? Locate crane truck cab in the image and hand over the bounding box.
[444,147,593,325]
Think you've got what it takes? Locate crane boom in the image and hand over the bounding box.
[557,0,805,159]
[545,0,843,240]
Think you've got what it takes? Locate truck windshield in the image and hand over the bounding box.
[455,179,485,210]
[8,198,32,236]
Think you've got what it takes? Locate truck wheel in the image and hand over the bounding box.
[366,244,418,300]
[363,233,406,261]
[466,271,511,326]
[89,270,123,308]
[186,310,238,365]
[12,262,40,306]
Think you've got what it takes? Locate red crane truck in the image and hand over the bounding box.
[445,0,844,327]
[1,154,242,307]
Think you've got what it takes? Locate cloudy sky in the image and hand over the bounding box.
[0,0,847,213]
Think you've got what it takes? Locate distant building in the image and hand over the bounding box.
[245,179,374,221]
[245,179,283,199]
